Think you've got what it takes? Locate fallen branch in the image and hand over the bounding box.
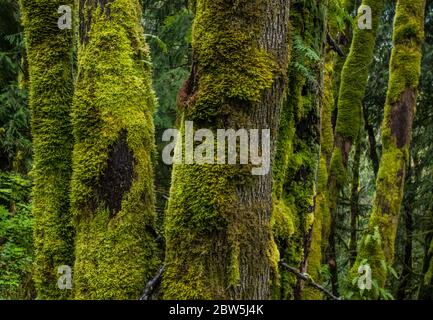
[279,260,342,300]
[139,265,165,300]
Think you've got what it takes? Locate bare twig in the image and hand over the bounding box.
[327,33,345,58]
[279,260,342,300]
[139,265,165,300]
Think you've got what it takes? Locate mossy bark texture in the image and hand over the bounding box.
[20,0,75,299]
[163,0,290,300]
[302,48,336,300]
[71,0,159,299]
[272,0,325,300]
[350,0,426,298]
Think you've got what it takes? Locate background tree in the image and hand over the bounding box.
[142,0,192,233]
[327,0,385,294]
[273,0,326,300]
[350,0,426,299]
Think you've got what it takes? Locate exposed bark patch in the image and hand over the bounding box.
[177,55,200,109]
[390,89,415,149]
[335,135,352,167]
[97,130,135,216]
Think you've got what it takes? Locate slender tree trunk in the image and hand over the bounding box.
[363,104,379,176]
[322,0,354,295]
[326,0,385,296]
[419,174,433,300]
[419,219,433,300]
[71,0,159,299]
[271,0,324,300]
[350,0,426,298]
[302,44,336,300]
[163,0,290,300]
[349,135,361,267]
[328,0,385,230]
[20,0,74,299]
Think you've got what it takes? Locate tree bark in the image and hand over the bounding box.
[163,0,290,299]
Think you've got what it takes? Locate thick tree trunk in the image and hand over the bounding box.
[163,0,290,299]
[350,0,426,298]
[71,0,159,299]
[20,0,74,299]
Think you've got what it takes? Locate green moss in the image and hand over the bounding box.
[272,197,295,241]
[71,0,159,299]
[302,49,337,300]
[163,120,277,299]
[335,0,385,141]
[302,208,323,300]
[20,0,75,299]
[321,59,336,162]
[186,0,279,122]
[330,146,346,180]
[368,145,405,261]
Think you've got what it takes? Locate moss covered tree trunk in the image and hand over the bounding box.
[20,0,74,299]
[162,0,290,300]
[328,0,385,227]
[303,46,336,300]
[71,0,159,299]
[326,0,384,295]
[330,0,385,178]
[350,0,426,298]
[272,0,325,300]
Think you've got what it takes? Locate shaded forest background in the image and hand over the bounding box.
[0,0,433,300]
